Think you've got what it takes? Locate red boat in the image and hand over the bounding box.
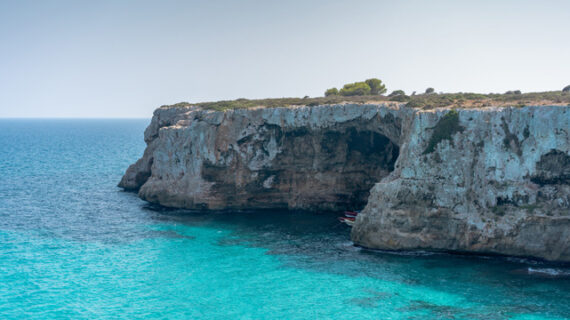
[338,216,355,226]
[344,210,360,218]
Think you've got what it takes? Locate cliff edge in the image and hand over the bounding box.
[120,103,570,262]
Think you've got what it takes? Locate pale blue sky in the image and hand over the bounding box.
[1,0,569,118]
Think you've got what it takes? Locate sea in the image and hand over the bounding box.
[0,119,569,319]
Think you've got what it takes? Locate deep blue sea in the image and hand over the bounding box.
[1,119,569,319]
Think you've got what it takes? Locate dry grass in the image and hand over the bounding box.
[403,91,570,110]
[162,91,570,111]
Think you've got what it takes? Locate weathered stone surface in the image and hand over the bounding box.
[351,106,570,262]
[121,103,570,262]
[120,104,411,211]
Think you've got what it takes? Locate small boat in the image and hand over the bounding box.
[338,216,355,226]
[344,210,360,218]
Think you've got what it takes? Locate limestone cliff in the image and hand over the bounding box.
[119,104,410,211]
[352,105,570,262]
[120,103,570,261]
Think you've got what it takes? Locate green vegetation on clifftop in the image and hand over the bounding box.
[164,91,570,112]
[166,96,388,112]
[325,78,387,97]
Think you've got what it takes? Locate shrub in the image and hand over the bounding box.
[423,109,464,154]
[339,82,371,96]
[365,78,387,95]
[389,94,409,102]
[388,90,406,97]
[324,88,338,96]
[462,93,487,100]
[563,85,570,93]
[388,90,409,102]
[425,87,435,94]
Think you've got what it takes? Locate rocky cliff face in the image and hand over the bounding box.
[119,104,410,211]
[352,106,570,262]
[121,103,570,262]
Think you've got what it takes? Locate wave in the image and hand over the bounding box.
[526,267,570,278]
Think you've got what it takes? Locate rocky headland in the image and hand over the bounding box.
[120,99,569,262]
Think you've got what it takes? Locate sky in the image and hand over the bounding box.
[1,0,569,118]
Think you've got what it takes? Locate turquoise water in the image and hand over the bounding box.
[0,119,569,319]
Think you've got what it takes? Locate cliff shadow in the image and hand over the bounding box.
[201,120,400,211]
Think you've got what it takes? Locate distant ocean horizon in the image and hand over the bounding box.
[0,117,152,120]
[1,119,569,319]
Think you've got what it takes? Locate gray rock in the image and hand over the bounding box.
[120,103,411,211]
[120,103,570,262]
[351,106,570,262]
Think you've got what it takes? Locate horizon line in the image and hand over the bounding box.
[0,117,151,120]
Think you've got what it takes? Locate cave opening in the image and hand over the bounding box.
[201,125,400,211]
[336,128,400,210]
[265,126,400,211]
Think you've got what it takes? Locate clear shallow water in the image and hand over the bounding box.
[0,119,569,320]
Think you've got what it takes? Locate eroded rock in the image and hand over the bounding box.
[351,106,570,262]
[121,104,410,211]
[121,103,570,262]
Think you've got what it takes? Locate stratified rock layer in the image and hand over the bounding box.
[121,103,570,261]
